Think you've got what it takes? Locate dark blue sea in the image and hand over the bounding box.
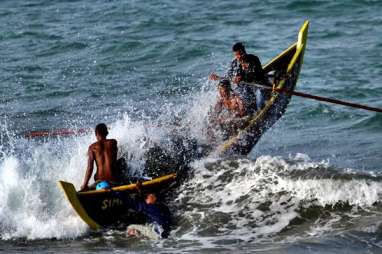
[0,0,381,253]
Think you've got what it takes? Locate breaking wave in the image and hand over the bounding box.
[0,85,380,243]
[172,154,382,247]
[0,84,216,240]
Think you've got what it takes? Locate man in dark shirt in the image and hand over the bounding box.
[117,192,171,239]
[231,69,256,114]
[240,53,267,85]
[209,42,247,82]
[240,54,271,110]
[209,42,268,109]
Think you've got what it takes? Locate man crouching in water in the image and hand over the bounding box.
[113,191,171,240]
[81,123,119,191]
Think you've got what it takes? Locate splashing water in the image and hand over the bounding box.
[1,86,382,243]
[171,154,382,248]
[0,82,218,240]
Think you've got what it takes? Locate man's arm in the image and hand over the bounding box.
[112,139,118,161]
[254,56,263,72]
[209,59,237,81]
[253,56,268,84]
[209,73,221,81]
[80,146,95,191]
[208,100,223,125]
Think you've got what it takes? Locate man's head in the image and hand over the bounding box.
[95,123,108,140]
[218,79,231,99]
[232,42,246,61]
[145,193,157,205]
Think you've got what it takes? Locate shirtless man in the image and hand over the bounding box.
[214,79,246,119]
[80,123,118,191]
[208,80,248,139]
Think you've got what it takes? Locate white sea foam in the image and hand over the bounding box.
[1,115,380,242]
[0,115,155,240]
[174,154,382,244]
[0,79,218,240]
[0,155,87,239]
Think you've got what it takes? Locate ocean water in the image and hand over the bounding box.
[0,0,381,253]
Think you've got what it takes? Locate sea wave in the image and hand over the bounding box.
[172,154,382,245]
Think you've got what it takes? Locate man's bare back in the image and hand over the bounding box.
[81,123,119,191]
[89,139,117,181]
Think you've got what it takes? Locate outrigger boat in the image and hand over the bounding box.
[217,20,309,155]
[58,21,309,230]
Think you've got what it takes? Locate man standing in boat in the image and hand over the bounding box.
[209,43,269,114]
[239,54,270,110]
[209,42,244,82]
[209,42,266,84]
[80,123,123,191]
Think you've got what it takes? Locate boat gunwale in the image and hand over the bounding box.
[77,173,177,196]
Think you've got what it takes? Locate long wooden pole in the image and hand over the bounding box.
[254,84,382,113]
[24,128,91,138]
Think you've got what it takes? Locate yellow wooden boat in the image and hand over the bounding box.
[58,173,177,229]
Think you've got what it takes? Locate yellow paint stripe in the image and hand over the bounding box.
[297,20,310,50]
[78,173,177,196]
[287,44,304,74]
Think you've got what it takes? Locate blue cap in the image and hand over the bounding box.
[96,180,111,190]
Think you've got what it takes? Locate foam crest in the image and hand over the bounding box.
[0,106,203,240]
[175,154,382,243]
[276,178,382,207]
[0,138,89,240]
